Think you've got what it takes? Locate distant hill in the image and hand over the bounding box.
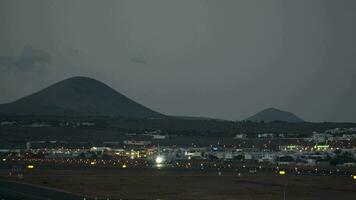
[0,76,164,118]
[173,116,226,121]
[246,108,304,123]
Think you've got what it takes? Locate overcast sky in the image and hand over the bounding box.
[0,0,355,122]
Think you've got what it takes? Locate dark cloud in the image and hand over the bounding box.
[68,48,87,58]
[130,55,147,65]
[0,44,50,73]
[0,56,14,71]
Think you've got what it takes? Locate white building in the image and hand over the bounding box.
[234,134,247,139]
[258,133,274,138]
[311,133,332,143]
[152,135,167,139]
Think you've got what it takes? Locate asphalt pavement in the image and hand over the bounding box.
[0,180,85,200]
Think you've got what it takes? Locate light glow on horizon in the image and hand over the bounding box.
[155,155,164,164]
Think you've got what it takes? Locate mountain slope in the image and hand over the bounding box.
[246,108,304,123]
[0,76,164,118]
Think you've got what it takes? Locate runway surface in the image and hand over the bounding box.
[0,180,84,200]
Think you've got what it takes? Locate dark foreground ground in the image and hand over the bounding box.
[0,180,84,200]
[1,168,355,200]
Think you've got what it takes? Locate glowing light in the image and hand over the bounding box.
[27,165,34,169]
[122,164,127,168]
[279,170,286,175]
[2,158,6,161]
[353,175,356,180]
[155,155,164,164]
[90,161,96,165]
[315,145,329,148]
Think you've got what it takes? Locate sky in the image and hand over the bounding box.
[0,0,355,122]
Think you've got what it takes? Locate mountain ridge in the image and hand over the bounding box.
[0,76,165,118]
[246,107,304,123]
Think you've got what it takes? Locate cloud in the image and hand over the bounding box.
[0,44,50,73]
[0,56,14,71]
[68,48,87,59]
[130,53,147,65]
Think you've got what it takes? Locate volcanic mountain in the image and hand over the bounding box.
[246,108,304,123]
[0,76,164,118]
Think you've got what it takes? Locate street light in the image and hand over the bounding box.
[155,155,164,164]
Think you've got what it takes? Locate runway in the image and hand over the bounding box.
[0,180,84,200]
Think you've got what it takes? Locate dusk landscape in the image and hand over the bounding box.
[0,1,356,200]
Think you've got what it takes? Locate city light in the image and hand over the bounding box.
[122,164,127,168]
[353,175,356,180]
[279,170,286,175]
[155,155,164,164]
[27,165,34,169]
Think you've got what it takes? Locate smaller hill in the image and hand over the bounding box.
[246,108,304,123]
